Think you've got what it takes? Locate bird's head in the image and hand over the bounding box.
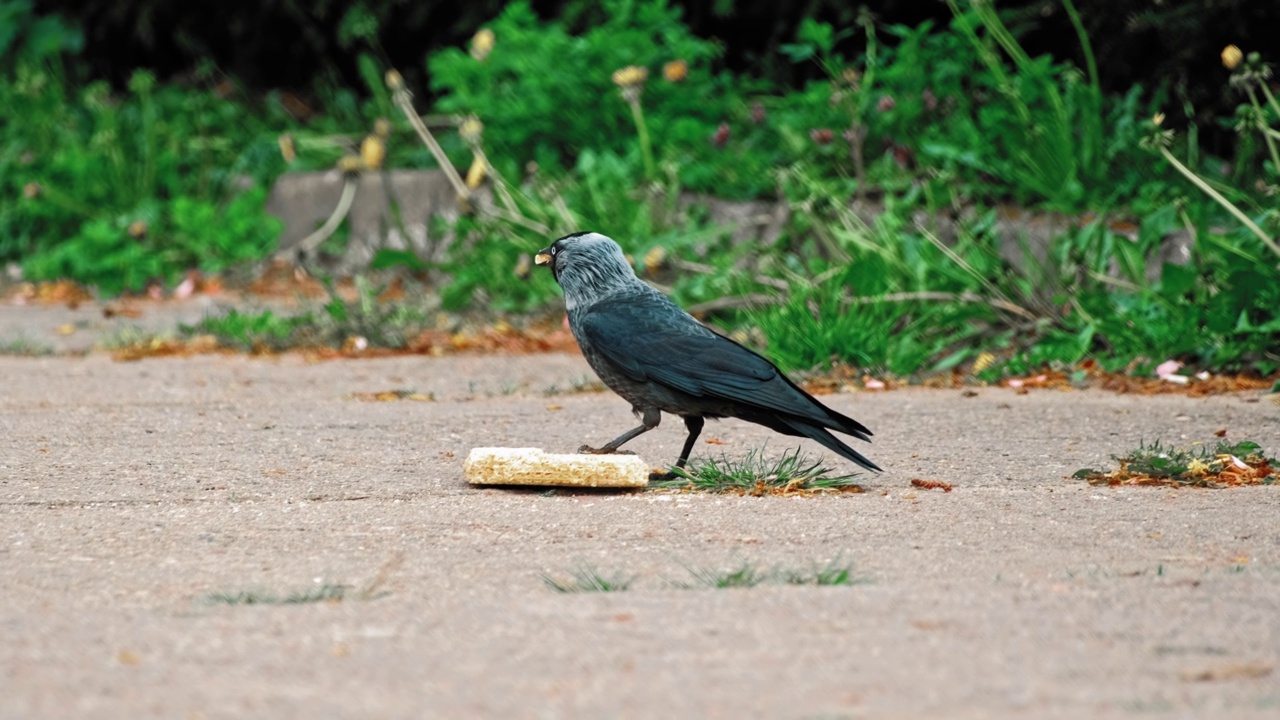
[535,232,638,308]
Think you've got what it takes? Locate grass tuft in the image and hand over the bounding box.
[1074,439,1279,488]
[781,557,863,587]
[0,337,56,356]
[199,554,402,606]
[676,561,770,589]
[201,583,349,606]
[675,557,864,589]
[542,565,636,593]
[653,448,863,494]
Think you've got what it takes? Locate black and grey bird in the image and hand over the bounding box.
[534,231,881,472]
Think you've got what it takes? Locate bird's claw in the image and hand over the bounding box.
[577,445,636,456]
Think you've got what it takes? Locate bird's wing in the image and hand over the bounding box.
[580,298,864,435]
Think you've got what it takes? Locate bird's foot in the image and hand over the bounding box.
[577,445,636,456]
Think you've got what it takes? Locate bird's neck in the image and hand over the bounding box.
[561,269,642,312]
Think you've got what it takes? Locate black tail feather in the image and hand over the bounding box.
[820,405,873,443]
[780,417,882,472]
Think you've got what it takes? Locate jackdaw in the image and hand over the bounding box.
[534,231,881,472]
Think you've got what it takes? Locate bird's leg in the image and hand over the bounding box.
[646,416,705,483]
[579,407,660,456]
[674,416,705,470]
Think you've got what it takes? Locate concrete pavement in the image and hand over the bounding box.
[2,353,1278,718]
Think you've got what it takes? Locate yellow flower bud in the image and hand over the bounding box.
[337,154,364,174]
[643,245,667,274]
[513,252,532,280]
[471,28,495,61]
[360,135,386,170]
[373,118,391,138]
[459,116,484,143]
[1221,45,1243,70]
[611,65,649,88]
[277,133,296,163]
[465,156,487,189]
[1152,113,1165,127]
[662,59,688,83]
[385,70,404,91]
[127,220,148,239]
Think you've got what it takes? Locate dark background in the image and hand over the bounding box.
[38,0,1280,137]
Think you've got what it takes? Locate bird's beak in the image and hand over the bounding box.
[534,249,552,267]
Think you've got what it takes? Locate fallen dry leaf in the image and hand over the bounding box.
[1181,661,1273,682]
[347,390,434,402]
[247,259,330,299]
[911,478,954,492]
[7,280,93,308]
[102,305,143,319]
[111,335,221,361]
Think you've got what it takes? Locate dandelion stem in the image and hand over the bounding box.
[1258,81,1280,123]
[1062,0,1099,94]
[278,176,358,260]
[470,144,521,215]
[1245,86,1280,176]
[388,79,471,202]
[1157,145,1280,260]
[626,98,656,181]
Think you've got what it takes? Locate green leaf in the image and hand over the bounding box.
[931,347,971,372]
[1159,263,1196,298]
[371,249,431,271]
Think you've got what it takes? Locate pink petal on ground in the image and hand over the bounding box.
[173,277,196,299]
[1155,359,1182,378]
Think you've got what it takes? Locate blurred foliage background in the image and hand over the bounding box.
[4,0,1279,379]
[35,0,1280,129]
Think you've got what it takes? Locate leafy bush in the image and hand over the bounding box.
[0,0,81,65]
[0,62,289,292]
[185,277,433,351]
[4,0,1276,379]
[21,188,282,295]
[428,0,777,196]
